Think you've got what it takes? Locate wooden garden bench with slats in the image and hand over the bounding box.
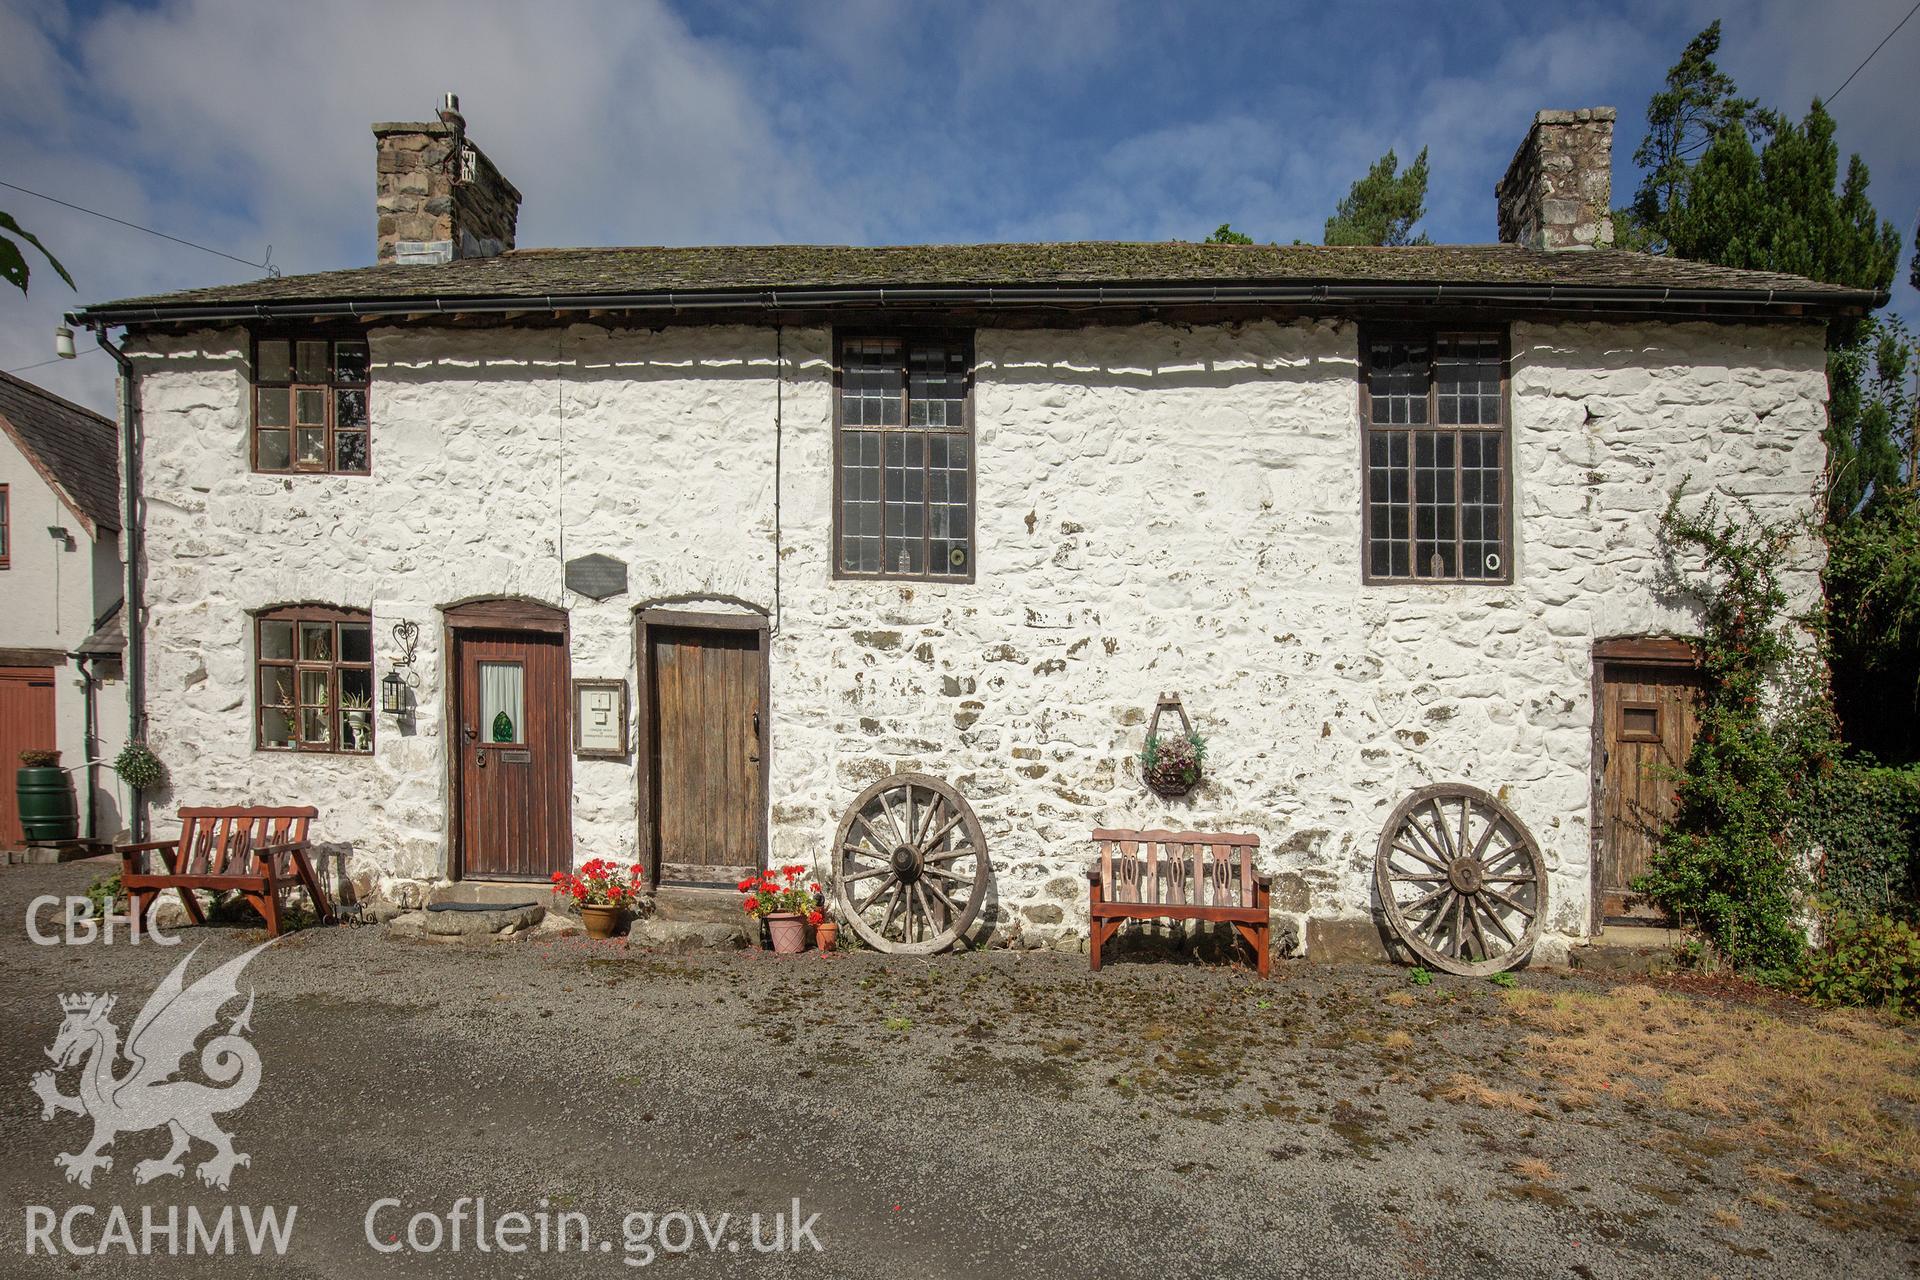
[118,806,333,938]
[1087,828,1271,976]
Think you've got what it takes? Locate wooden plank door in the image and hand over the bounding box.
[1597,660,1704,921]
[0,667,58,844]
[648,624,766,887]
[454,630,571,880]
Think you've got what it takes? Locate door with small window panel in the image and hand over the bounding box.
[1596,655,1703,921]
[454,629,571,880]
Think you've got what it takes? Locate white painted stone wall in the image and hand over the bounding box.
[124,316,1829,950]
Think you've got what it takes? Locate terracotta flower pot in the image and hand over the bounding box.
[580,903,626,940]
[766,911,807,954]
[814,921,839,951]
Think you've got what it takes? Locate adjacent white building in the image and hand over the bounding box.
[73,101,1880,961]
[0,371,129,845]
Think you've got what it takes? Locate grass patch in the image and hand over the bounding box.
[1436,1072,1545,1117]
[1504,984,1920,1175]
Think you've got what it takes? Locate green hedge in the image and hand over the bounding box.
[1807,762,1920,919]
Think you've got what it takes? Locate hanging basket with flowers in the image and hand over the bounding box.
[550,858,645,939]
[738,864,825,954]
[1139,691,1207,797]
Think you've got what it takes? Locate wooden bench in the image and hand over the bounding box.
[1087,828,1271,976]
[118,806,333,938]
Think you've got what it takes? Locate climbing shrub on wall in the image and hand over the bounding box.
[1634,488,1833,972]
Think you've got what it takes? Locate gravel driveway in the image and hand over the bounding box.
[2,859,1914,1278]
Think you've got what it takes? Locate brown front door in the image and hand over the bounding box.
[454,630,572,880]
[646,620,766,888]
[1,666,58,844]
[1596,655,1704,922]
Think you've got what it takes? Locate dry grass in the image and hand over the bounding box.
[1382,990,1419,1008]
[1508,1156,1559,1182]
[1707,1206,1743,1229]
[1503,985,1920,1175]
[1379,1030,1414,1052]
[1743,1190,1788,1213]
[1438,1072,1546,1117]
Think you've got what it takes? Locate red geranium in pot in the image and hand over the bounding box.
[738,864,818,954]
[551,859,644,939]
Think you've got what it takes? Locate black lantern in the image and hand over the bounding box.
[382,668,408,716]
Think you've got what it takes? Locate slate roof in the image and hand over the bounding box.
[79,242,1881,320]
[0,370,120,536]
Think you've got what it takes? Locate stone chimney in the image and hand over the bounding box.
[373,93,522,265]
[1495,107,1615,250]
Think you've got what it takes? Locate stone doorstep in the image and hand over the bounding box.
[428,880,559,909]
[386,904,583,943]
[4,841,114,866]
[650,885,746,925]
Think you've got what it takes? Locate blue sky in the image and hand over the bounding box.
[3,0,1915,413]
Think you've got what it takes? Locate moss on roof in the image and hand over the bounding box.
[84,241,1875,316]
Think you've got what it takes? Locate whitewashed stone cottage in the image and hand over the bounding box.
[73,100,1883,964]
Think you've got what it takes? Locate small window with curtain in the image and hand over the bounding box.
[254,605,375,753]
[834,333,974,581]
[251,334,370,474]
[1360,328,1511,583]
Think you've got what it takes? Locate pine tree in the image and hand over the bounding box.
[1621,19,1753,253]
[1323,147,1431,247]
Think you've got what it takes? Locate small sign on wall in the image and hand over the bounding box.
[573,678,628,759]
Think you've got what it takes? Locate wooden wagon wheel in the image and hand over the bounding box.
[833,773,989,955]
[1374,783,1546,977]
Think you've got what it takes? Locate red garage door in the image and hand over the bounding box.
[0,666,57,844]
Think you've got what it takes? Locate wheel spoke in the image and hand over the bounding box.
[1450,893,1466,957]
[1477,894,1519,947]
[853,814,894,858]
[855,874,898,916]
[1416,890,1454,942]
[1401,882,1451,917]
[879,790,908,846]
[920,807,965,851]
[1423,803,1459,861]
[1392,838,1449,873]
[913,791,942,846]
[1391,873,1448,884]
[880,881,908,936]
[921,876,960,913]
[1405,817,1453,868]
[1464,895,1490,960]
[1480,884,1536,920]
[924,845,977,864]
[841,863,891,883]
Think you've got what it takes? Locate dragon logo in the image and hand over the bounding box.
[31,941,273,1190]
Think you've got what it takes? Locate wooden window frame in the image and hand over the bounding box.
[249,331,371,476]
[1618,699,1662,743]
[831,330,978,584]
[0,483,9,569]
[253,604,375,755]
[1358,325,1514,586]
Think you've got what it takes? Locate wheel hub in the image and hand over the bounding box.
[890,843,923,884]
[1447,856,1484,895]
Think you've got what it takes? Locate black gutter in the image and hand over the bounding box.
[84,323,147,840]
[73,278,1887,327]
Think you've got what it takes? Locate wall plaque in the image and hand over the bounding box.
[565,554,628,601]
[573,678,629,759]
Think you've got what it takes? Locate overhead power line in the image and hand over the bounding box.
[4,347,103,376]
[1829,0,1920,103]
[0,178,275,273]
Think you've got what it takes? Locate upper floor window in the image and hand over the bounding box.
[255,605,374,754]
[252,335,369,474]
[0,484,9,569]
[834,334,974,581]
[1360,329,1511,584]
